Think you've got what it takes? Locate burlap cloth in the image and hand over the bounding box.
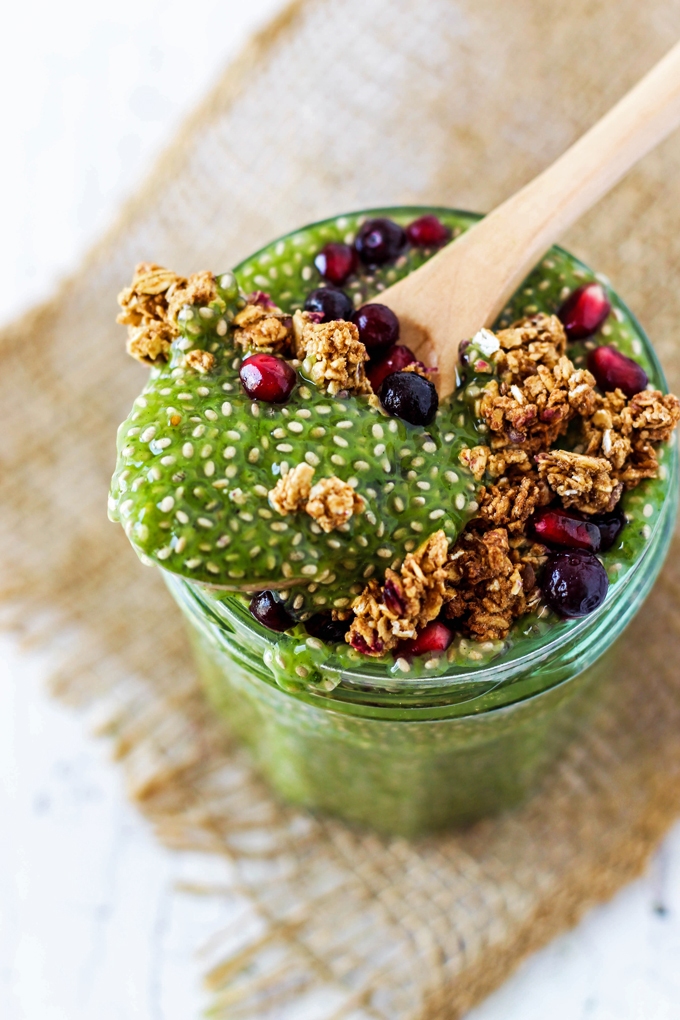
[3,0,680,1015]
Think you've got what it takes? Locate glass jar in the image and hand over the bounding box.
[161,207,679,836]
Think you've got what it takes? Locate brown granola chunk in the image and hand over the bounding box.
[536,449,622,514]
[475,474,550,533]
[293,310,372,396]
[444,528,539,641]
[184,349,215,374]
[233,301,293,355]
[474,314,597,459]
[582,388,680,489]
[479,355,597,452]
[305,477,365,533]
[268,463,315,515]
[629,389,680,443]
[117,263,217,365]
[347,531,451,655]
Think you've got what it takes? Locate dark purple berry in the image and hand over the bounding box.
[352,303,400,353]
[355,217,407,265]
[406,214,451,247]
[558,282,611,339]
[542,550,608,619]
[587,345,648,397]
[314,242,357,285]
[239,354,296,403]
[305,613,350,643]
[592,506,626,551]
[367,345,417,391]
[249,591,295,632]
[380,371,438,426]
[531,507,601,553]
[304,286,354,322]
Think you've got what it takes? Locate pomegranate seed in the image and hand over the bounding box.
[250,591,294,631]
[400,621,454,656]
[367,344,417,391]
[239,353,296,403]
[352,303,400,353]
[542,551,608,619]
[558,282,611,339]
[355,218,407,265]
[587,345,648,397]
[531,507,601,553]
[314,242,357,285]
[406,214,451,247]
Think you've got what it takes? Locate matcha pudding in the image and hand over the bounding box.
[109,207,680,834]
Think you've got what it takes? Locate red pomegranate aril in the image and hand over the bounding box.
[406,214,451,247]
[367,344,417,391]
[314,242,357,285]
[587,344,648,398]
[239,353,296,403]
[400,621,453,657]
[558,282,611,339]
[531,507,601,553]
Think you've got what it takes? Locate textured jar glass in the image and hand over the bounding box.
[161,208,678,836]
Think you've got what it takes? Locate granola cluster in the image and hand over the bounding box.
[582,387,680,490]
[268,465,364,533]
[478,314,597,455]
[292,311,373,396]
[233,296,293,355]
[117,263,217,365]
[347,531,452,655]
[462,313,680,514]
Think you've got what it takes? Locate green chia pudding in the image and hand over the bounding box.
[109,207,680,832]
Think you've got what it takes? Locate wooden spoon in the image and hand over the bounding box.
[378,40,680,398]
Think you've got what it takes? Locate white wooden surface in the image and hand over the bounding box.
[2,3,680,1017]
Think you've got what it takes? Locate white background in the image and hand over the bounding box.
[2,2,680,1017]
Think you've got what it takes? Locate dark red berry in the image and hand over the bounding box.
[355,217,407,265]
[531,507,601,553]
[587,344,648,397]
[352,303,400,353]
[400,621,453,656]
[542,551,608,619]
[314,242,357,285]
[304,286,354,322]
[239,354,296,403]
[249,591,295,631]
[592,506,626,551]
[305,613,350,643]
[558,282,611,339]
[367,345,417,391]
[380,370,438,426]
[406,214,451,247]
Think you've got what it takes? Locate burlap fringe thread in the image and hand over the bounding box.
[3,0,680,1016]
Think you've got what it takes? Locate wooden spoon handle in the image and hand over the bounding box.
[381,40,680,397]
[474,37,680,310]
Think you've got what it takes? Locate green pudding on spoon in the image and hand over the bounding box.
[109,207,679,833]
